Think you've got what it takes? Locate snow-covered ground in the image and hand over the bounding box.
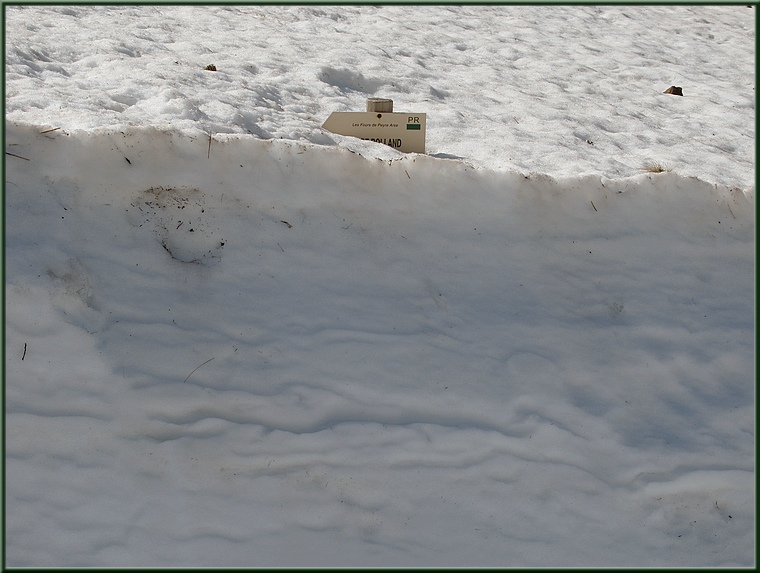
[4,4,755,567]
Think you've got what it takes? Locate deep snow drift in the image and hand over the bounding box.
[6,122,754,567]
[4,4,756,568]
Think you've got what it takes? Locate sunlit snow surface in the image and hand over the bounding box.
[4,4,755,567]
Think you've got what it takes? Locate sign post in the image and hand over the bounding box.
[322,99,426,154]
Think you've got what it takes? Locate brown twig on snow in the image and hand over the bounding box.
[40,127,61,134]
[208,131,212,159]
[6,151,29,161]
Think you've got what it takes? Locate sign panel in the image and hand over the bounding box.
[322,112,426,154]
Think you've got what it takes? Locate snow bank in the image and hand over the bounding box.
[5,121,754,566]
[5,5,756,189]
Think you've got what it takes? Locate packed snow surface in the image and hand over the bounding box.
[4,4,755,567]
[5,4,755,188]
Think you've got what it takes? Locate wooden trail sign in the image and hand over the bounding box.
[322,99,426,154]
